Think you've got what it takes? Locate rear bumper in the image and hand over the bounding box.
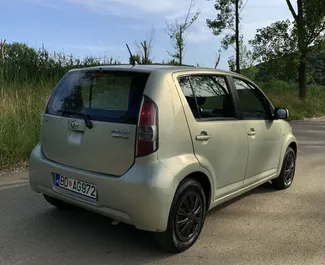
[29,144,178,232]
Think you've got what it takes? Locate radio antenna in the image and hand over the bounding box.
[126,43,136,67]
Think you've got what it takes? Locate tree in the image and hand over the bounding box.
[207,0,247,73]
[227,35,257,79]
[134,26,155,65]
[249,20,299,82]
[285,0,325,99]
[129,54,141,65]
[165,0,201,65]
[228,35,253,70]
[249,1,325,99]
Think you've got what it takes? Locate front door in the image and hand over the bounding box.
[231,77,283,186]
[175,74,249,199]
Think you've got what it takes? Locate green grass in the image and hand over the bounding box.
[0,82,53,169]
[260,80,325,121]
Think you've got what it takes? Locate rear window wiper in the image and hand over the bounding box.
[58,110,93,129]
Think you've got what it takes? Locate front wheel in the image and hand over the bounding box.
[272,147,296,190]
[154,179,207,253]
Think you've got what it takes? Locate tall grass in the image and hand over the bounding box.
[0,83,52,168]
[260,80,325,120]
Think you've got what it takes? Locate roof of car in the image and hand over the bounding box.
[69,64,237,77]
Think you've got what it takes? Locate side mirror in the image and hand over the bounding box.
[274,108,289,120]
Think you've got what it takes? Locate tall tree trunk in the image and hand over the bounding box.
[179,26,183,66]
[298,51,307,99]
[297,0,307,99]
[179,47,182,65]
[235,0,240,74]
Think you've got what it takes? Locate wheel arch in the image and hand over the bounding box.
[288,141,298,156]
[181,171,213,210]
[276,135,298,178]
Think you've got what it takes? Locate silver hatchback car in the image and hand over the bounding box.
[29,65,297,253]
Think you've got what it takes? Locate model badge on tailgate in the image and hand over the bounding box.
[111,128,129,139]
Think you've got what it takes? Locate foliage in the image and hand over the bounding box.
[165,0,201,65]
[260,80,325,121]
[249,20,299,82]
[134,26,155,65]
[129,54,142,64]
[0,41,120,86]
[207,0,244,72]
[161,59,179,65]
[0,83,53,168]
[249,0,325,99]
[228,36,254,70]
[207,0,242,50]
[250,20,325,85]
[289,0,325,48]
[249,20,297,63]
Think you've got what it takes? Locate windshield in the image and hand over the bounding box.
[46,70,150,124]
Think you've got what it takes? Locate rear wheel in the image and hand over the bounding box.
[154,179,207,253]
[272,147,296,190]
[43,194,73,209]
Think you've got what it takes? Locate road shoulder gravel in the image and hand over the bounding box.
[0,169,29,186]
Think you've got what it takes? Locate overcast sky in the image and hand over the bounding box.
[0,0,293,70]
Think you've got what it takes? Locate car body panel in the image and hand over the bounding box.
[41,115,137,176]
[30,144,177,232]
[242,120,283,186]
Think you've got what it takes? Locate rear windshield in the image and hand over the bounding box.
[46,70,150,124]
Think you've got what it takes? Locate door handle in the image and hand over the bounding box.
[247,128,257,136]
[196,134,211,141]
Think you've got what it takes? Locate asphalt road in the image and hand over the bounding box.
[1,119,325,265]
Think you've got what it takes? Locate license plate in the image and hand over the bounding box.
[55,174,97,200]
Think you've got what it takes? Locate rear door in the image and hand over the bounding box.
[231,77,283,186]
[176,74,249,199]
[42,69,149,176]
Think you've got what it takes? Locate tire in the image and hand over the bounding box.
[43,194,74,209]
[154,179,207,253]
[272,147,296,190]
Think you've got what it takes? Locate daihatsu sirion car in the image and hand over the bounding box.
[29,65,298,253]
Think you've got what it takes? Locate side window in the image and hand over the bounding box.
[189,75,235,119]
[178,76,200,118]
[233,78,272,120]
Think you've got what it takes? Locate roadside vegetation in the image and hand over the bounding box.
[0,0,325,169]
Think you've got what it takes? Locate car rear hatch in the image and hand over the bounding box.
[41,68,150,176]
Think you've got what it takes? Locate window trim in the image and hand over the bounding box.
[230,76,275,121]
[177,73,241,122]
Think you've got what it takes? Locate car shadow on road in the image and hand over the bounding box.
[25,200,172,264]
[21,183,279,264]
[209,182,278,214]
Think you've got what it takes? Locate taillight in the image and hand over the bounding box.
[136,96,158,157]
